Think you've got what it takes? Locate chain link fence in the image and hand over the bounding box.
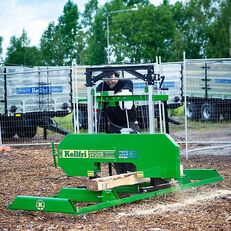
[1,60,230,157]
[183,58,231,157]
[72,63,183,135]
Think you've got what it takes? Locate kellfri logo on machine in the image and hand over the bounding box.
[62,150,88,158]
[62,150,115,159]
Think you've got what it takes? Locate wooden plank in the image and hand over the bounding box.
[86,172,150,191]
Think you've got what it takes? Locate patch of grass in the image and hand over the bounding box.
[187,120,231,131]
[54,114,73,131]
[36,114,74,136]
[170,105,184,116]
[170,118,231,133]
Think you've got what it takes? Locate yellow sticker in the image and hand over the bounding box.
[137,171,144,178]
[87,171,94,177]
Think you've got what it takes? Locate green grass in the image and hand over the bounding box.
[169,105,184,117]
[35,111,230,136]
[35,114,74,136]
[169,118,231,133]
[54,114,73,131]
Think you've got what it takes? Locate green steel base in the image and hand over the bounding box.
[9,169,223,215]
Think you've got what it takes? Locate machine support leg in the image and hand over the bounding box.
[43,127,47,140]
[164,101,169,134]
[108,163,113,176]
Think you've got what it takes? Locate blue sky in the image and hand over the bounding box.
[0,0,178,59]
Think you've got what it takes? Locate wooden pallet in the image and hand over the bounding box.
[86,172,150,191]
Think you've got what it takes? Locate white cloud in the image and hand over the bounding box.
[0,0,69,58]
[0,0,178,60]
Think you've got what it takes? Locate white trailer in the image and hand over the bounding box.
[0,66,72,138]
[185,60,231,121]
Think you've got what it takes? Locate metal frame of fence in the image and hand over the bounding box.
[0,59,230,159]
[183,55,231,157]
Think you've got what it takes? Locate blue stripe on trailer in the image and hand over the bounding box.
[16,86,63,95]
[133,81,176,89]
[214,79,231,84]
[162,82,176,88]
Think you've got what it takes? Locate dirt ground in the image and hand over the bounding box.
[0,146,230,231]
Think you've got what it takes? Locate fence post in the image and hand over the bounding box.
[183,52,189,160]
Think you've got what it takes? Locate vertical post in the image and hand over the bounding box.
[2,68,7,145]
[204,62,208,99]
[93,87,98,133]
[87,87,94,134]
[43,127,47,140]
[229,19,231,57]
[158,56,163,133]
[0,124,2,147]
[107,15,110,64]
[86,68,94,134]
[3,68,7,115]
[148,84,154,134]
[183,52,188,160]
[72,62,79,134]
[163,101,169,134]
[51,143,57,168]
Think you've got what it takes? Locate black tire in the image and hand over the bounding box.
[201,103,220,122]
[186,102,201,120]
[17,126,37,138]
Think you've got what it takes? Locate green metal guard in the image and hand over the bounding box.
[9,170,223,215]
[95,93,168,108]
[51,142,58,168]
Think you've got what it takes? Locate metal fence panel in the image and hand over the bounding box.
[0,66,72,144]
[184,58,231,156]
[2,59,230,155]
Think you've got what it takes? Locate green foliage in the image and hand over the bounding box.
[5,30,41,66]
[40,22,57,65]
[57,0,80,64]
[82,0,99,27]
[40,0,83,65]
[205,0,231,57]
[80,0,104,64]
[124,0,149,6]
[172,0,229,59]
[3,0,231,66]
[181,0,212,58]
[111,4,176,63]
[81,8,107,65]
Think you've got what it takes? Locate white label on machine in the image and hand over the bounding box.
[61,150,115,159]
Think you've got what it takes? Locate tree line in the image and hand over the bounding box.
[0,0,230,66]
